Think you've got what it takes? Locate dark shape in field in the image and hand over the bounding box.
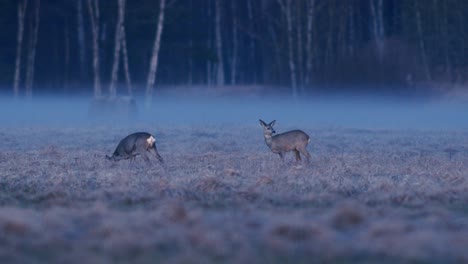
[106,132,164,163]
[89,96,138,120]
[444,147,459,160]
[259,119,311,162]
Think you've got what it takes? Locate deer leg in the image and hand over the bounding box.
[156,153,164,163]
[278,152,284,160]
[298,147,311,163]
[294,150,302,161]
[137,150,150,163]
[149,148,164,163]
[142,153,151,163]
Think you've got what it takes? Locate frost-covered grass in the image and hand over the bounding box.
[1,124,468,263]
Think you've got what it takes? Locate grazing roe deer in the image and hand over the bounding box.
[106,132,164,163]
[259,119,311,162]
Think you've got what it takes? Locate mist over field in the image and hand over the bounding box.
[1,93,467,129]
[1,93,468,263]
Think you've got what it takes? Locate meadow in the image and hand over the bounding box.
[1,122,468,263]
[1,96,468,263]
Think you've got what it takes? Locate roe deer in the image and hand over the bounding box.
[259,119,311,162]
[106,132,164,163]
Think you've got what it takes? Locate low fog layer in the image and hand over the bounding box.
[1,95,467,129]
[1,94,468,262]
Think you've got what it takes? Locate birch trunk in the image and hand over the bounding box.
[268,22,281,83]
[13,0,28,98]
[230,0,238,85]
[188,38,193,85]
[188,0,193,85]
[121,28,132,95]
[206,0,212,86]
[325,4,334,66]
[295,1,304,91]
[347,1,355,56]
[305,0,315,86]
[64,22,70,91]
[246,0,256,83]
[145,0,166,106]
[370,0,385,59]
[278,0,297,97]
[214,0,225,86]
[77,0,87,80]
[25,0,41,98]
[457,3,466,82]
[377,0,384,44]
[87,0,101,97]
[109,0,126,97]
[338,4,347,56]
[415,0,431,81]
[441,1,452,81]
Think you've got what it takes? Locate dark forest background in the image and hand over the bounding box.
[1,0,467,98]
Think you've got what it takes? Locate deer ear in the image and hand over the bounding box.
[259,119,267,127]
[269,120,276,127]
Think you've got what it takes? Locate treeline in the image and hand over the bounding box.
[1,0,467,97]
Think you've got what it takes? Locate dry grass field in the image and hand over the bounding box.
[1,121,468,263]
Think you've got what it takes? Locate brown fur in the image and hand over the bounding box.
[106,132,164,163]
[259,120,311,162]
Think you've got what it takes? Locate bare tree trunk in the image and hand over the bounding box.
[121,28,132,95]
[188,35,193,85]
[295,1,304,92]
[268,21,282,84]
[230,0,238,85]
[206,57,212,86]
[338,4,347,56]
[206,0,212,86]
[146,0,166,106]
[415,0,431,81]
[354,1,363,54]
[325,3,334,66]
[109,0,126,97]
[305,0,315,86]
[77,0,87,81]
[87,0,101,97]
[13,0,28,98]
[370,0,385,59]
[457,3,466,83]
[214,0,225,87]
[377,0,384,50]
[187,0,193,85]
[64,22,70,92]
[441,0,452,81]
[25,0,41,98]
[246,0,256,83]
[347,1,355,56]
[52,24,60,88]
[278,0,297,97]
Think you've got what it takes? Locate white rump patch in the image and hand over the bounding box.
[147,136,156,146]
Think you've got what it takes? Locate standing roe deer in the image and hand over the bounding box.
[106,132,164,163]
[259,119,311,162]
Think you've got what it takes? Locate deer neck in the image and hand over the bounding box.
[264,134,273,147]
